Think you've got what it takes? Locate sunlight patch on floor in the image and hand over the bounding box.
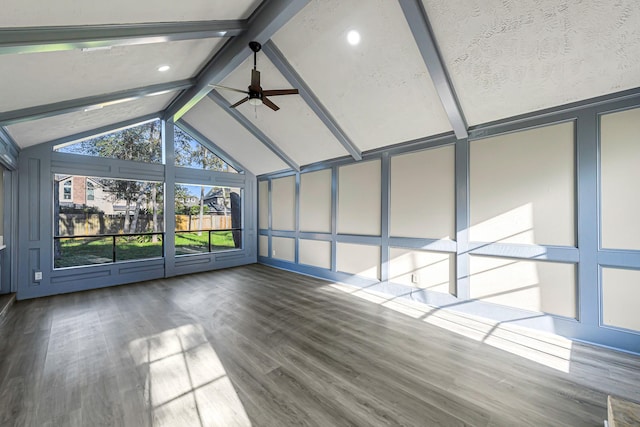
[129,324,252,427]
[325,282,573,373]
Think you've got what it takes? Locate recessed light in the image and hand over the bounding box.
[347,30,361,46]
[158,65,170,72]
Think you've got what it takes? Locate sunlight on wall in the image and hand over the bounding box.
[470,203,534,244]
[388,248,455,295]
[336,242,380,280]
[129,324,251,427]
[469,122,575,247]
[470,255,540,310]
[324,282,573,373]
[469,256,577,318]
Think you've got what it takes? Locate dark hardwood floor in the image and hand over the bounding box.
[1,264,638,426]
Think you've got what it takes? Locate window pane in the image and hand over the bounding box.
[54,119,162,163]
[175,231,209,255]
[54,174,164,268]
[55,236,113,268]
[116,235,163,262]
[175,184,242,254]
[54,175,164,236]
[174,126,238,173]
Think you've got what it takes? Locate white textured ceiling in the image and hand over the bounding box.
[5,92,175,148]
[182,96,288,175]
[219,56,349,166]
[2,0,260,26]
[272,0,452,151]
[3,0,640,169]
[423,0,640,125]
[0,38,223,112]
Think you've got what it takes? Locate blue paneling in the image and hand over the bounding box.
[258,92,640,355]
[16,120,257,300]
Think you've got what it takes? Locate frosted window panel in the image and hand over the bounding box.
[271,176,295,231]
[338,160,381,236]
[602,268,640,332]
[299,239,331,270]
[258,180,268,230]
[601,108,640,250]
[389,248,455,295]
[300,169,332,233]
[271,237,295,262]
[469,256,576,318]
[390,146,455,239]
[336,243,380,280]
[470,122,575,246]
[258,235,268,257]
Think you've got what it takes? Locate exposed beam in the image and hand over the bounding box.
[398,0,468,140]
[0,80,194,126]
[175,119,249,173]
[262,41,362,161]
[0,21,246,56]
[0,127,19,170]
[208,91,299,172]
[164,0,310,122]
[44,113,160,149]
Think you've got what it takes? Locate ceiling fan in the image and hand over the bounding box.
[210,41,299,111]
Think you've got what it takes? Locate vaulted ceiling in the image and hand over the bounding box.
[1,0,639,175]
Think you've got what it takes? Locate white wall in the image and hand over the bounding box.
[336,242,380,280]
[299,239,331,269]
[390,146,455,239]
[470,122,575,246]
[602,267,640,332]
[337,160,381,236]
[299,169,331,233]
[258,180,268,230]
[271,175,295,231]
[600,107,640,250]
[469,256,576,318]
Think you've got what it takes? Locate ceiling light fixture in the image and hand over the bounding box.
[157,65,170,72]
[347,30,361,46]
[81,46,112,52]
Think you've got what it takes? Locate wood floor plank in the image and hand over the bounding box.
[1,264,639,426]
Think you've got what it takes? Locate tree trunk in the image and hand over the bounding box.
[130,192,144,233]
[198,185,204,236]
[151,185,158,243]
[123,199,131,233]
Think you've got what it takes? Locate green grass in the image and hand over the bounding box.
[55,231,239,268]
[175,231,237,255]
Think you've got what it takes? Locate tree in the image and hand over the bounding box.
[174,128,228,233]
[60,120,163,234]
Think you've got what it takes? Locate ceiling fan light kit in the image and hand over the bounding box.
[211,41,299,111]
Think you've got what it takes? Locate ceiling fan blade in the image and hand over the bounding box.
[262,89,299,97]
[251,69,260,89]
[262,97,280,111]
[230,97,250,108]
[209,84,249,95]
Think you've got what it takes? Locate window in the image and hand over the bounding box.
[53,174,164,268]
[175,184,242,255]
[174,127,238,173]
[54,119,162,163]
[63,180,71,200]
[87,181,95,201]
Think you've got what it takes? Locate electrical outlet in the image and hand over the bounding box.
[34,271,43,281]
[411,273,419,284]
[272,249,276,257]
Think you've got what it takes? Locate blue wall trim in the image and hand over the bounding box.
[257,92,640,355]
[16,120,257,300]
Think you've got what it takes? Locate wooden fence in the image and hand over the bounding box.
[57,213,232,236]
